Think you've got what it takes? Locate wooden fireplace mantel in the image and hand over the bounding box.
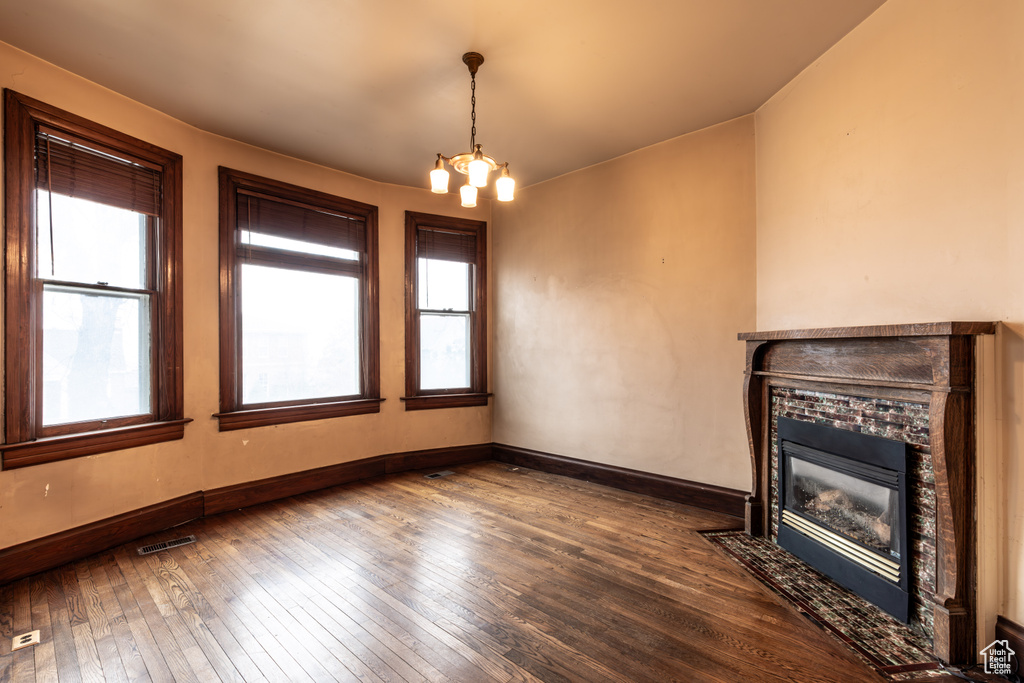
[738,321,996,664]
[738,321,996,342]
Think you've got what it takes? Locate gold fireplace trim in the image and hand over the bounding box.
[782,510,900,583]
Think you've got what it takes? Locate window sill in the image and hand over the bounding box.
[2,418,192,470]
[400,393,491,411]
[214,398,383,431]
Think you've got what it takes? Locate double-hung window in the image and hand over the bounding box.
[2,90,186,469]
[403,211,488,410]
[216,168,380,430]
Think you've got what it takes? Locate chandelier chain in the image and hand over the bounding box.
[470,72,477,150]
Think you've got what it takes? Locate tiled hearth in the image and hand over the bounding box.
[737,322,996,665]
[702,530,945,681]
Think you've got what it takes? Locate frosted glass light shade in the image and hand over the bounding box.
[430,166,450,194]
[496,173,515,202]
[460,184,477,208]
[467,158,490,187]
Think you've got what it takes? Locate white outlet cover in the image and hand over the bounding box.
[12,630,40,651]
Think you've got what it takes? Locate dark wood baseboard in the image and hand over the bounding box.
[491,443,746,518]
[203,456,387,516]
[0,442,746,586]
[385,442,491,474]
[203,443,491,516]
[0,444,490,586]
[995,615,1024,672]
[0,491,204,585]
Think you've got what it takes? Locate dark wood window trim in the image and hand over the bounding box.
[216,168,381,430]
[213,399,382,432]
[402,211,488,411]
[2,90,187,469]
[2,420,191,470]
[401,393,491,411]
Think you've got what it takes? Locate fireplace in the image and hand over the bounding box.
[738,322,996,664]
[776,416,910,622]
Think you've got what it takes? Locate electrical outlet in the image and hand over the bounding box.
[12,630,40,651]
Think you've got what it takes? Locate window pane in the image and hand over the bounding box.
[42,286,151,425]
[241,230,359,261]
[420,313,470,390]
[36,191,147,288]
[241,264,360,404]
[418,259,470,311]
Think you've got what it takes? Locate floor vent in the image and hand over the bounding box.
[12,630,40,651]
[425,470,455,479]
[138,534,197,556]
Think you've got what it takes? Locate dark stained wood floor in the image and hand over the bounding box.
[0,461,892,682]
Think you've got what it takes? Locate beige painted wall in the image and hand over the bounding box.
[0,41,492,548]
[755,0,1024,641]
[491,116,756,491]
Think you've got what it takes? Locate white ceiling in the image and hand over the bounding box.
[0,0,885,191]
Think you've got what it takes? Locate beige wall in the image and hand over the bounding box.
[492,116,756,491]
[0,41,492,548]
[755,0,1024,640]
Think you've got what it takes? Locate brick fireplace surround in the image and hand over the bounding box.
[738,322,996,665]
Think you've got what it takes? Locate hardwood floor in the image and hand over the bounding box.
[0,461,892,682]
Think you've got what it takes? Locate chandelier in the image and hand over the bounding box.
[430,52,515,207]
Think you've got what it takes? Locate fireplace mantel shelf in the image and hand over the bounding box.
[739,321,996,665]
[738,321,996,342]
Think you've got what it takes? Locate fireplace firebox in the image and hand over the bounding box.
[777,417,911,622]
